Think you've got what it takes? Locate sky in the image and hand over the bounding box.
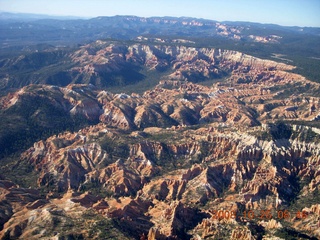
[0,0,319,27]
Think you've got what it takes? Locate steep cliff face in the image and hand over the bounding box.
[69,41,295,85]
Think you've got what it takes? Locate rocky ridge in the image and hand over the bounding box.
[69,41,294,85]
[0,41,300,91]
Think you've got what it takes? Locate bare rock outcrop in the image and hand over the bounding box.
[2,47,320,239]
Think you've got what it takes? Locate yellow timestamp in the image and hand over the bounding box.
[210,209,308,220]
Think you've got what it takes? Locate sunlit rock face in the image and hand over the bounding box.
[69,41,295,85]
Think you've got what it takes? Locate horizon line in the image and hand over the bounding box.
[1,11,319,28]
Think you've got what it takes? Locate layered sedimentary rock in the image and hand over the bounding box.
[70,41,295,85]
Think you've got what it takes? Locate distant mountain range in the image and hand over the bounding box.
[0,11,86,21]
[1,12,319,47]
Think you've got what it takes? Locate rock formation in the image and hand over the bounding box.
[1,41,320,239]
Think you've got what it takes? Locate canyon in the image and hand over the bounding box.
[0,41,320,239]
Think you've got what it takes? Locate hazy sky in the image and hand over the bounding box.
[0,0,319,27]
